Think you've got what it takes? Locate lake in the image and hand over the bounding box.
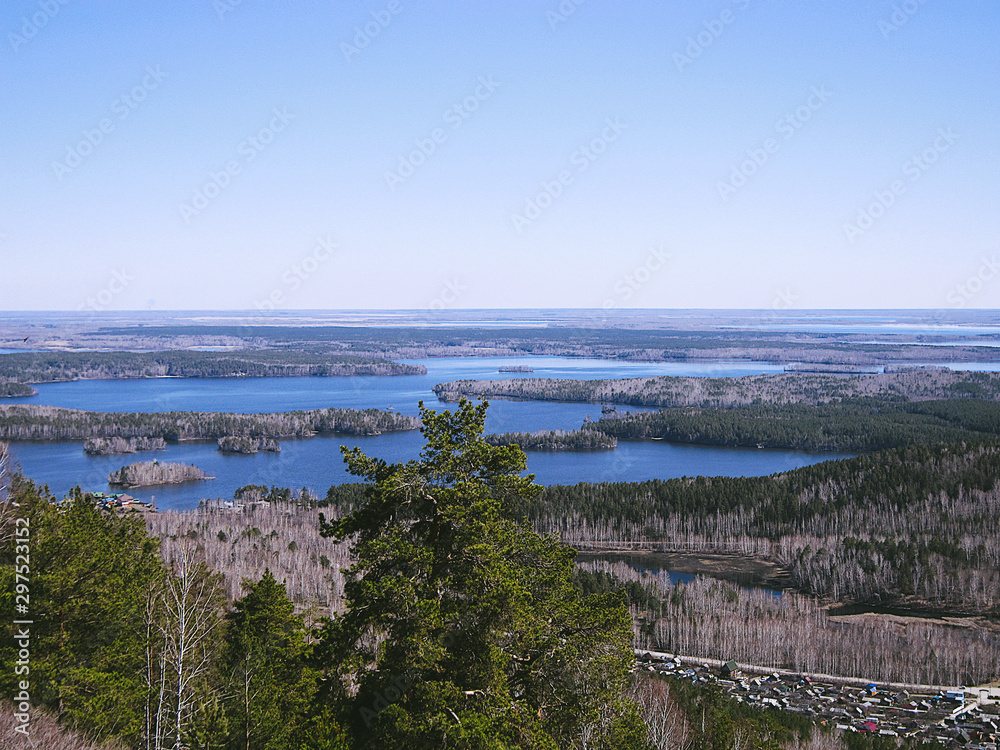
[3,356,853,510]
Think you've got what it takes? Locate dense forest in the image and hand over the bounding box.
[109,461,210,487]
[216,435,281,453]
[0,404,420,441]
[434,368,1000,408]
[586,398,1000,451]
[484,428,617,451]
[84,436,167,455]
[0,349,426,384]
[525,442,1000,613]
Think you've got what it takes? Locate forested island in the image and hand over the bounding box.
[484,428,617,451]
[0,379,35,397]
[586,398,1000,451]
[0,404,420,441]
[0,349,426,384]
[83,436,167,455]
[434,368,1000,408]
[108,460,210,487]
[217,435,281,453]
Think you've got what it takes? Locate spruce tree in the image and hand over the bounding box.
[319,399,648,749]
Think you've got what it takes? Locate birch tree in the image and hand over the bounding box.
[159,543,225,750]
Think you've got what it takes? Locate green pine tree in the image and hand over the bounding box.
[319,399,648,750]
[219,570,318,750]
[0,480,165,745]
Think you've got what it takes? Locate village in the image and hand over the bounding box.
[637,651,1000,748]
[87,492,156,514]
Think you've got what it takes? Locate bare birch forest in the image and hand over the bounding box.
[148,496,352,617]
[581,559,1000,687]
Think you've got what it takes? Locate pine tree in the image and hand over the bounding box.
[0,480,165,745]
[319,399,648,750]
[219,569,316,750]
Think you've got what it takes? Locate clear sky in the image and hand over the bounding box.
[1,1,998,311]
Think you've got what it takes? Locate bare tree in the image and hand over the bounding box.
[0,441,16,548]
[628,675,691,750]
[157,542,225,750]
[0,699,129,750]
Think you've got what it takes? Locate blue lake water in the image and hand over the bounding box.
[4,356,853,510]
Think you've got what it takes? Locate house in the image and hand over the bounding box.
[721,660,740,677]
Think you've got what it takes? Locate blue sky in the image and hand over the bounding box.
[1,1,998,311]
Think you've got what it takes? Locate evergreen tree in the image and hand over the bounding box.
[319,399,648,749]
[0,480,165,745]
[219,569,316,750]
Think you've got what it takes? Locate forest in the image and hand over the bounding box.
[585,398,1000,451]
[433,368,1000,408]
[84,436,167,455]
[0,349,426,384]
[0,403,420,441]
[108,461,210,487]
[578,561,999,687]
[216,435,281,453]
[525,441,1000,613]
[484,428,617,451]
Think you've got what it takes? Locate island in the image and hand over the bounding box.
[498,365,534,373]
[0,404,421,442]
[84,436,167,455]
[217,435,281,454]
[0,380,36,398]
[484,429,616,451]
[433,368,1000,407]
[108,460,210,487]
[0,349,427,385]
